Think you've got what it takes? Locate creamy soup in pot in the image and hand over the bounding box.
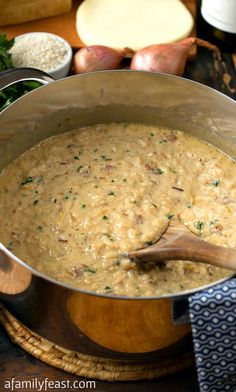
[0,123,235,296]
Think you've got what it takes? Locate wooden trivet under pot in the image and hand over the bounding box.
[0,305,194,382]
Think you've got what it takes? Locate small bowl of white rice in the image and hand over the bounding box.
[10,32,73,79]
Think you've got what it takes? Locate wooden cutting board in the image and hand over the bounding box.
[2,0,196,50]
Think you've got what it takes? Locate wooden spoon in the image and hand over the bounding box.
[129,222,236,271]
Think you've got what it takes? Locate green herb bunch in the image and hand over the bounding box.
[0,33,14,71]
[0,81,42,111]
[0,33,42,112]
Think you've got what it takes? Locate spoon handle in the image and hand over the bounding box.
[129,224,236,271]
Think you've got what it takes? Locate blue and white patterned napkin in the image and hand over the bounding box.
[189,278,236,392]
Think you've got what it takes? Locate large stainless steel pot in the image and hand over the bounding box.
[0,68,235,359]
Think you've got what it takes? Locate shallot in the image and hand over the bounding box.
[130,37,221,76]
[74,45,133,74]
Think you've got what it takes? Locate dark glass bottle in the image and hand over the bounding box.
[196,0,236,51]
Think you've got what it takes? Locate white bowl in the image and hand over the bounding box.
[10,32,73,79]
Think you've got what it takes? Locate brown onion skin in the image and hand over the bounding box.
[130,37,196,76]
[74,45,130,74]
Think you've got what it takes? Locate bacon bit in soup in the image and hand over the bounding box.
[212,224,223,233]
[104,164,114,170]
[73,264,87,278]
[166,134,177,142]
[136,214,143,224]
[77,165,91,177]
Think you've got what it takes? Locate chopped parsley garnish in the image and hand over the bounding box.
[54,199,57,203]
[64,196,69,199]
[212,179,220,187]
[195,221,204,230]
[81,204,86,208]
[150,133,154,137]
[151,203,157,208]
[145,240,153,246]
[7,241,14,250]
[166,213,174,220]
[160,138,167,144]
[33,200,39,205]
[36,226,43,232]
[108,191,115,196]
[172,186,184,192]
[130,200,137,204]
[103,233,114,241]
[123,178,127,182]
[101,155,112,161]
[21,176,33,186]
[111,179,115,183]
[74,155,80,160]
[103,215,108,220]
[84,268,96,274]
[105,286,113,293]
[77,165,83,172]
[156,168,164,175]
[186,202,192,208]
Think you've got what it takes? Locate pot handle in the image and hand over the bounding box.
[0,67,55,91]
[0,243,32,296]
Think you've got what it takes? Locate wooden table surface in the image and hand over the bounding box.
[0,1,236,391]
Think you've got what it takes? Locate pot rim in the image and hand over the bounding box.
[0,69,235,300]
[1,69,236,113]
